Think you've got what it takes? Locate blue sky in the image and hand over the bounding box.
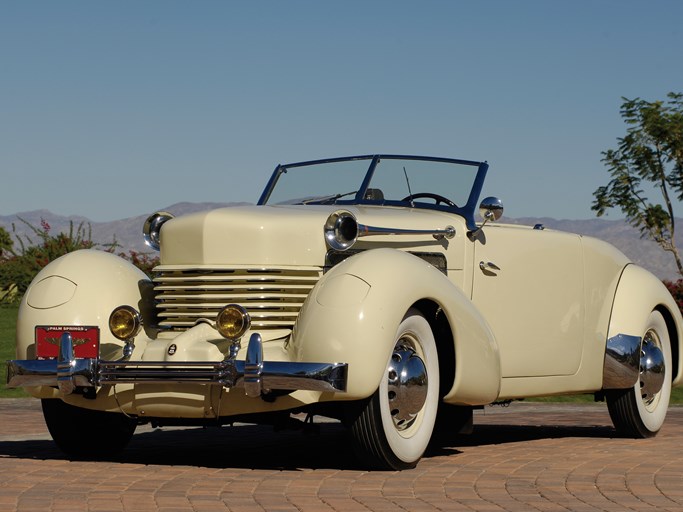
[1,1,682,221]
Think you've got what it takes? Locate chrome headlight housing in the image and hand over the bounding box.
[143,211,174,251]
[324,210,359,251]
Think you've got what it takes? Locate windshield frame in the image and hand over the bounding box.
[257,154,489,230]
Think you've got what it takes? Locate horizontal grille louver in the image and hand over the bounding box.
[153,267,322,331]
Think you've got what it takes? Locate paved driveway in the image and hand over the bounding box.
[1,399,682,511]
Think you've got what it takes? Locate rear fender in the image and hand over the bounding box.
[288,248,501,403]
[607,264,683,388]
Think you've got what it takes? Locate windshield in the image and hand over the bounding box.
[259,155,486,216]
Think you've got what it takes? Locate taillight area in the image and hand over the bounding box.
[35,326,100,359]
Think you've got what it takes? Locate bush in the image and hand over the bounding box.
[0,218,159,303]
[664,279,683,312]
[0,218,101,302]
[118,250,159,279]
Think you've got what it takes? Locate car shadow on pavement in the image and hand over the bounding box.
[0,421,618,471]
[454,423,615,446]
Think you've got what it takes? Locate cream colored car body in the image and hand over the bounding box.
[8,154,683,469]
[13,203,683,415]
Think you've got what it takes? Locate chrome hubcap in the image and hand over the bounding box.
[386,340,428,431]
[640,330,665,407]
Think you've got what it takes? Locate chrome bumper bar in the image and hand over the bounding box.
[6,332,348,398]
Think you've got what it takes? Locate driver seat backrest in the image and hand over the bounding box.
[364,188,384,201]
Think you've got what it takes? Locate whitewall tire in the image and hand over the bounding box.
[607,310,672,438]
[351,309,439,469]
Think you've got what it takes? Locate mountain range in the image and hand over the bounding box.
[1,203,681,282]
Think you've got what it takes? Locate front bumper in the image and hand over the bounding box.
[7,332,348,398]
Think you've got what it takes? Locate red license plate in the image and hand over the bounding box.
[36,326,100,359]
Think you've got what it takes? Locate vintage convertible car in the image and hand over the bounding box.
[7,154,683,469]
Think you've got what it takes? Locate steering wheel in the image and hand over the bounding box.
[401,192,457,207]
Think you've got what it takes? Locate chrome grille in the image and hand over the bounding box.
[153,266,322,331]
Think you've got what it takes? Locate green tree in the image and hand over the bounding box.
[593,92,683,276]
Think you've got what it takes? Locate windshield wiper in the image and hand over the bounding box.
[301,190,358,205]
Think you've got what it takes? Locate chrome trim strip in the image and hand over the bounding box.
[7,333,348,395]
[602,333,641,389]
[358,223,456,240]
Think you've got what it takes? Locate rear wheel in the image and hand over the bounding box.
[351,309,439,470]
[606,310,671,438]
[42,399,137,458]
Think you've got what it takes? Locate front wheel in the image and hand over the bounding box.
[42,399,137,458]
[606,310,672,438]
[350,309,439,470]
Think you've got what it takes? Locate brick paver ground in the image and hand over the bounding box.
[1,399,682,511]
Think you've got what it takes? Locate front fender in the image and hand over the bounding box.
[607,264,683,387]
[16,250,154,396]
[288,248,501,404]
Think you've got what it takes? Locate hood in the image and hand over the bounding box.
[159,205,327,266]
[158,204,461,267]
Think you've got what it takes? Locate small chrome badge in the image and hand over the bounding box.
[168,344,177,356]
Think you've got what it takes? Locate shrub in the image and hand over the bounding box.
[118,250,160,279]
[0,218,102,302]
[0,226,12,255]
[0,218,159,303]
[664,279,683,312]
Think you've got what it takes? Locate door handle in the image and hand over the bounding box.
[479,261,500,272]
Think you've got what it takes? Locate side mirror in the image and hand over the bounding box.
[479,197,504,223]
[470,197,504,240]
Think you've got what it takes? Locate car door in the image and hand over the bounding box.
[470,225,584,378]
